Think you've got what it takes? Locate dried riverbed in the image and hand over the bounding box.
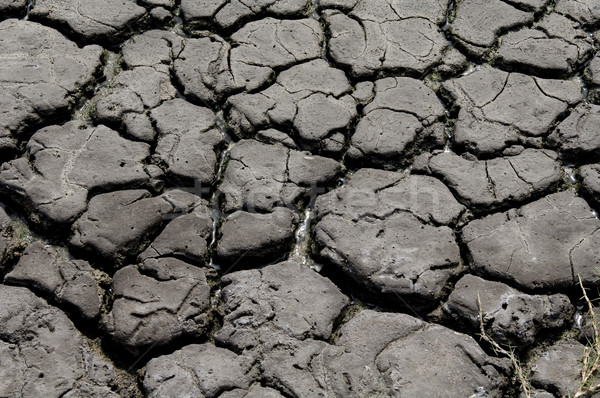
[1,0,600,397]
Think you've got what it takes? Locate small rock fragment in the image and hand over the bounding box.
[149,6,173,24]
[255,129,298,148]
[437,47,470,76]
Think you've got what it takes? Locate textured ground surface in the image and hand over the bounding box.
[0,0,599,397]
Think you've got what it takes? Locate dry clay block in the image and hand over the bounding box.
[146,310,510,398]
[0,285,127,397]
[0,19,102,157]
[463,191,600,290]
[314,168,465,309]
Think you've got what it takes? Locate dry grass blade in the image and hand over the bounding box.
[574,275,600,398]
[477,292,531,398]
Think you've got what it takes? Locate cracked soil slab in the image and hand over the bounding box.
[462,190,600,290]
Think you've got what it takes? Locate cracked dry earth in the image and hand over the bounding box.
[2,0,600,397]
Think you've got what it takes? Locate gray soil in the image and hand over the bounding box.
[0,0,599,397]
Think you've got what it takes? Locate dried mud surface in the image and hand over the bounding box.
[1,0,600,397]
